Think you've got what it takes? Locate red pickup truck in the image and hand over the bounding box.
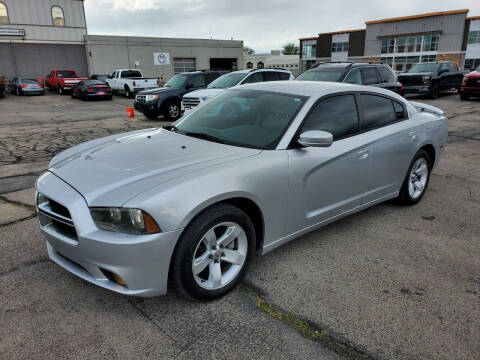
[45,69,88,95]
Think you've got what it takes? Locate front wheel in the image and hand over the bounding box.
[173,204,255,300]
[163,101,181,121]
[58,87,64,95]
[430,83,439,99]
[397,149,431,205]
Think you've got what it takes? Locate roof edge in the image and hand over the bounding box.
[318,29,365,36]
[366,9,469,25]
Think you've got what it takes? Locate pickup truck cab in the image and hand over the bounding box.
[134,70,227,120]
[397,61,468,99]
[182,69,294,115]
[106,69,157,98]
[45,70,88,95]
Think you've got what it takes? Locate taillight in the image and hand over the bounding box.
[20,84,28,88]
[87,88,95,92]
[133,81,136,86]
[106,87,111,91]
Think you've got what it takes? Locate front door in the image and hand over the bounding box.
[286,94,371,234]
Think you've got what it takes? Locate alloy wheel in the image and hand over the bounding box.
[168,104,180,119]
[192,222,248,290]
[408,157,428,200]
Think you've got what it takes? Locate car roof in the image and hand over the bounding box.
[235,80,404,99]
[310,62,388,70]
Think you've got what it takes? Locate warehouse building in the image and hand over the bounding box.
[0,0,243,81]
[299,9,479,73]
[244,50,300,76]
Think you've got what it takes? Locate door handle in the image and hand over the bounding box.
[357,148,369,159]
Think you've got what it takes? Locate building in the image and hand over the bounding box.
[86,35,243,80]
[299,9,480,73]
[244,50,300,76]
[0,0,88,79]
[0,0,243,81]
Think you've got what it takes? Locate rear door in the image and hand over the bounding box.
[361,67,381,87]
[286,93,371,233]
[357,93,418,202]
[261,71,280,82]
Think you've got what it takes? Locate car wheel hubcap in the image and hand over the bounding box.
[169,104,179,118]
[408,158,428,199]
[192,222,247,290]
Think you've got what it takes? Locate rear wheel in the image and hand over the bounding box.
[397,149,431,205]
[58,87,64,95]
[430,82,439,99]
[16,88,20,96]
[163,100,181,121]
[125,87,133,98]
[173,204,255,300]
[460,93,470,101]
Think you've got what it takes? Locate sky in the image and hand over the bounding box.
[84,0,480,53]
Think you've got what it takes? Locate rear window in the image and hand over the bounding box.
[359,94,396,131]
[278,72,291,80]
[56,71,76,78]
[20,79,39,84]
[296,69,343,82]
[262,72,280,81]
[121,70,142,78]
[377,66,396,83]
[361,67,380,85]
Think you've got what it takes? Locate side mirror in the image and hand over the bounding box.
[185,83,194,90]
[298,130,333,147]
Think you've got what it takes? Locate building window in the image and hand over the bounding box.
[257,61,264,69]
[173,58,196,73]
[422,34,439,52]
[246,62,253,69]
[421,55,437,63]
[302,44,316,58]
[468,31,480,44]
[332,42,348,53]
[52,6,65,26]
[0,2,8,24]
[381,38,395,54]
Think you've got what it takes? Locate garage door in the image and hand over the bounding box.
[174,58,195,74]
[12,44,88,78]
[0,43,16,79]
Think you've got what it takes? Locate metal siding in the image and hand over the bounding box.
[0,43,16,79]
[11,43,88,78]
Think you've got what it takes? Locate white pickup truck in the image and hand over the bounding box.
[106,69,158,98]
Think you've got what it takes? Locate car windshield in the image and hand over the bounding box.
[165,74,187,88]
[175,89,307,149]
[207,73,247,89]
[20,79,39,84]
[57,71,76,78]
[296,69,343,82]
[408,64,439,73]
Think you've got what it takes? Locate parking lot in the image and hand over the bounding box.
[0,91,479,359]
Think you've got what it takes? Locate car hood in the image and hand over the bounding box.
[183,88,225,99]
[138,87,179,95]
[49,128,260,207]
[398,72,433,77]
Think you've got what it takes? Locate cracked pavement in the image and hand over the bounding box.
[0,92,479,359]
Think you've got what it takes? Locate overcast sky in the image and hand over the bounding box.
[84,0,480,53]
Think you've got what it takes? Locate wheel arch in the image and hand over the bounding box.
[161,96,182,109]
[420,143,436,168]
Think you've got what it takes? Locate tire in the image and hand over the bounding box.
[163,100,181,121]
[59,87,64,95]
[173,203,256,300]
[16,88,20,96]
[107,96,112,101]
[397,149,431,206]
[125,87,133,99]
[144,112,159,120]
[460,93,470,101]
[430,82,439,99]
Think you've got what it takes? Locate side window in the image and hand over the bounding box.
[277,72,291,80]
[361,67,380,85]
[242,72,263,84]
[359,94,396,131]
[111,71,117,79]
[205,73,218,84]
[448,62,457,72]
[439,63,449,72]
[120,71,128,78]
[377,66,396,83]
[343,68,362,84]
[393,101,406,120]
[189,75,206,88]
[301,95,359,140]
[262,72,280,81]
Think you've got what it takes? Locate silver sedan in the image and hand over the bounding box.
[36,81,448,300]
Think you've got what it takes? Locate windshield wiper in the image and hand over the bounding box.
[164,125,184,134]
[183,132,227,144]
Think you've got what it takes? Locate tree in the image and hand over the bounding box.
[243,46,255,55]
[283,42,299,55]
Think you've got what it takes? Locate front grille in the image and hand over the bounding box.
[467,78,480,87]
[399,76,424,86]
[136,95,146,103]
[182,98,200,108]
[37,195,78,240]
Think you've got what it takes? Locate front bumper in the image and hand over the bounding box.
[134,100,157,114]
[460,86,480,96]
[402,85,431,94]
[22,89,45,95]
[36,171,182,297]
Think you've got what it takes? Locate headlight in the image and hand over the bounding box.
[90,208,160,234]
[200,96,209,101]
[146,95,159,102]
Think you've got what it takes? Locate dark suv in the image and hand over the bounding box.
[296,62,403,95]
[134,70,227,120]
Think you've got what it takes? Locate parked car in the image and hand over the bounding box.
[459,66,480,100]
[71,80,112,101]
[89,74,109,83]
[45,70,88,95]
[134,70,227,120]
[8,78,45,96]
[0,75,5,98]
[296,62,404,95]
[106,69,157,98]
[36,81,447,300]
[397,61,468,99]
[182,69,294,115]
